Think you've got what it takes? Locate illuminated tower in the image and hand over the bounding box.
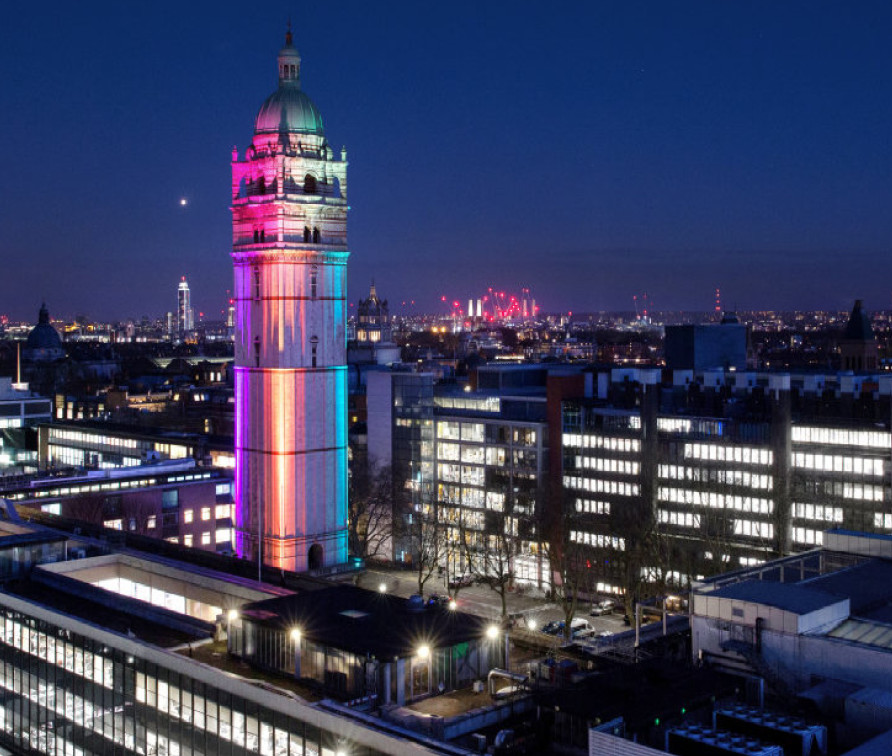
[177,277,193,340]
[231,31,349,571]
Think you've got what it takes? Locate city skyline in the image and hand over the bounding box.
[4,2,892,320]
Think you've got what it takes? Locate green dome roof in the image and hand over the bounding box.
[254,86,324,136]
[254,33,325,137]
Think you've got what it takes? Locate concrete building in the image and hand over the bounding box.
[692,530,892,747]
[231,31,349,572]
[663,313,749,372]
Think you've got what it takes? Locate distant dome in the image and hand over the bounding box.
[254,32,325,137]
[25,303,63,353]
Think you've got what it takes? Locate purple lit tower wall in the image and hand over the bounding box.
[231,32,349,571]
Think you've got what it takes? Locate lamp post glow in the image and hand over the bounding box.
[486,625,499,640]
[417,645,430,660]
[226,609,238,649]
[292,627,302,677]
[379,582,388,593]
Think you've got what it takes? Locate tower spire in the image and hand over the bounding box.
[285,18,293,47]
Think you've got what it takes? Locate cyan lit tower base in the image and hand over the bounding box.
[231,32,348,571]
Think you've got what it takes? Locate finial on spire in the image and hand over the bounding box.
[285,18,293,47]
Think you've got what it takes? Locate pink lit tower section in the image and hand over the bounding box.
[231,31,349,572]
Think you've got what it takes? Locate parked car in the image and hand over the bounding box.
[427,594,453,608]
[590,599,616,616]
[448,573,475,589]
[542,619,595,639]
[568,619,596,639]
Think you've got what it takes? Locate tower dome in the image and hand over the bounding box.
[254,30,325,136]
[24,303,64,361]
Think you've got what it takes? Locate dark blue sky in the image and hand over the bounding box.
[3,1,892,321]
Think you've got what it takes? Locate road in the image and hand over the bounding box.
[354,565,628,637]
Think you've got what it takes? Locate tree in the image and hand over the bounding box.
[348,462,399,562]
[463,507,518,620]
[63,492,107,525]
[545,510,591,642]
[401,496,443,597]
[541,479,592,641]
[119,494,158,536]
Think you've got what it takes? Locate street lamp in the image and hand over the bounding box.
[448,599,457,611]
[379,582,388,593]
[417,644,430,660]
[527,618,537,631]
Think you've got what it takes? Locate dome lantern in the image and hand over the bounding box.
[253,27,324,137]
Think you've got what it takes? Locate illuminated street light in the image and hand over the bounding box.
[448,600,457,611]
[378,583,388,593]
[417,645,430,660]
[486,625,499,640]
[290,628,301,642]
[527,618,537,631]
[228,609,238,621]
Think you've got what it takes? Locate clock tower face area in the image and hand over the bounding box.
[231,32,349,572]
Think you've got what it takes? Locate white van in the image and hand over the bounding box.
[568,618,595,639]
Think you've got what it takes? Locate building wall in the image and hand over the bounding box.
[0,591,444,756]
[562,370,892,594]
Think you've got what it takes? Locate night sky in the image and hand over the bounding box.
[3,1,892,322]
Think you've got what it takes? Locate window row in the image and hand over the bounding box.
[575,456,639,475]
[658,509,700,528]
[733,519,774,539]
[575,498,610,515]
[792,527,825,546]
[792,426,891,449]
[563,433,640,454]
[683,443,773,466]
[563,476,639,497]
[658,464,772,490]
[570,530,625,551]
[437,421,484,443]
[658,487,773,514]
[792,452,884,476]
[792,502,844,523]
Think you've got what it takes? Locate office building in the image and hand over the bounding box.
[562,363,892,597]
[0,516,470,755]
[231,32,349,571]
[2,459,234,553]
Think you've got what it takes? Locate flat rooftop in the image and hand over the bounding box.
[240,584,488,658]
[5,579,197,648]
[707,580,843,615]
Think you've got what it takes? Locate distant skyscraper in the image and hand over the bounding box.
[231,31,349,571]
[177,277,194,340]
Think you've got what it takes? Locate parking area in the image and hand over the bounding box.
[356,565,629,640]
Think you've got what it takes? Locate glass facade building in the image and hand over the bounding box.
[0,591,456,756]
